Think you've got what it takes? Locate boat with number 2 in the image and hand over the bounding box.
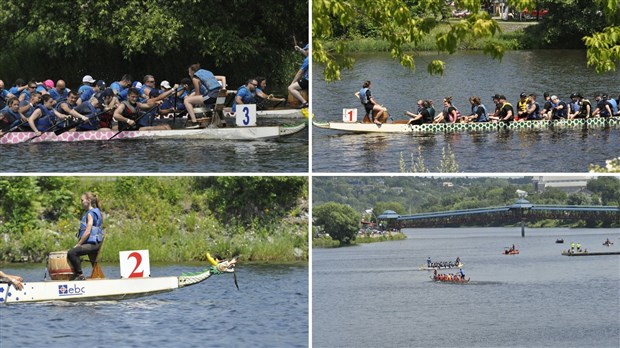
[0,257,237,304]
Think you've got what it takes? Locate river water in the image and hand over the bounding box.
[0,124,308,173]
[312,50,620,172]
[0,263,308,347]
[313,227,619,347]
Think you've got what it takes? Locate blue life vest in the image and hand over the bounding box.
[78,85,95,103]
[194,69,221,92]
[78,208,103,244]
[359,88,369,104]
[34,104,55,131]
[608,98,619,115]
[476,104,488,122]
[570,101,580,114]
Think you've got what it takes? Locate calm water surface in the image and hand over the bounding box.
[313,50,620,172]
[0,126,308,173]
[313,228,620,347]
[1,263,308,347]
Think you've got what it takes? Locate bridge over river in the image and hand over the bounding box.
[377,198,619,237]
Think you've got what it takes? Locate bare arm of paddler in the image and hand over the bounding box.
[75,213,94,248]
[0,270,24,290]
[57,104,89,122]
[113,103,136,127]
[27,108,44,136]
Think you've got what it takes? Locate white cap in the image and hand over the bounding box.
[160,80,171,89]
[82,75,96,84]
[551,95,558,100]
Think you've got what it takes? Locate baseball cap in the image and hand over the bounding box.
[520,92,527,98]
[96,80,106,88]
[149,89,161,98]
[160,80,171,89]
[43,79,54,89]
[499,95,506,100]
[492,94,500,100]
[82,75,96,84]
[132,81,142,89]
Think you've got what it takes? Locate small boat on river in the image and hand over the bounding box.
[312,117,619,134]
[419,262,464,271]
[431,274,470,283]
[0,257,237,304]
[603,239,614,246]
[555,239,564,244]
[503,248,519,255]
[561,250,620,256]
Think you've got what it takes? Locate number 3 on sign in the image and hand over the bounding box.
[236,104,256,126]
[119,250,150,278]
[342,108,357,123]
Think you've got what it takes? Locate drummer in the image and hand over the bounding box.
[67,192,104,281]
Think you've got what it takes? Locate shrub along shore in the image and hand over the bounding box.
[0,177,308,264]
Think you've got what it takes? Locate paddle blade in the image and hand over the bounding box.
[233,271,239,290]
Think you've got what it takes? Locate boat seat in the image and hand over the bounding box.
[187,89,228,128]
[88,235,106,279]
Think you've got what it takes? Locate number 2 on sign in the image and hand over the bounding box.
[127,251,144,278]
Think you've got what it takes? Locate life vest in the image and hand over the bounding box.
[78,208,103,244]
[34,104,56,130]
[608,98,619,115]
[579,99,591,117]
[477,104,488,122]
[121,100,140,120]
[528,102,541,119]
[194,69,221,92]
[517,99,527,112]
[359,88,370,105]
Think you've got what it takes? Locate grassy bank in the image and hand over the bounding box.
[0,177,308,263]
[324,21,534,53]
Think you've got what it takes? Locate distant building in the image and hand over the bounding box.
[533,176,590,193]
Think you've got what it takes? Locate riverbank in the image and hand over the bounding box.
[0,177,308,263]
[323,20,535,53]
[313,231,407,248]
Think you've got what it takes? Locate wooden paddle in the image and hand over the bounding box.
[0,119,28,139]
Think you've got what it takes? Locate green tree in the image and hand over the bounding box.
[374,202,406,217]
[587,177,620,205]
[314,202,360,245]
[313,0,502,81]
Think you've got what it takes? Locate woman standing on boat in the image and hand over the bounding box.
[355,80,386,124]
[67,192,104,281]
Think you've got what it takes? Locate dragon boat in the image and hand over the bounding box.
[419,262,464,271]
[0,123,306,144]
[312,117,619,134]
[431,275,470,283]
[0,256,237,304]
[502,248,520,255]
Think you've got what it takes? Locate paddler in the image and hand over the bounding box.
[184,63,227,129]
[0,270,24,290]
[67,192,104,281]
[113,88,166,131]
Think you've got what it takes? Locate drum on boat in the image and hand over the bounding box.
[47,251,74,280]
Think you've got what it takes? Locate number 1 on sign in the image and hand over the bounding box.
[342,108,357,122]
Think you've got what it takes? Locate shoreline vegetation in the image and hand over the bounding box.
[313,231,407,248]
[323,21,532,54]
[0,177,308,264]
